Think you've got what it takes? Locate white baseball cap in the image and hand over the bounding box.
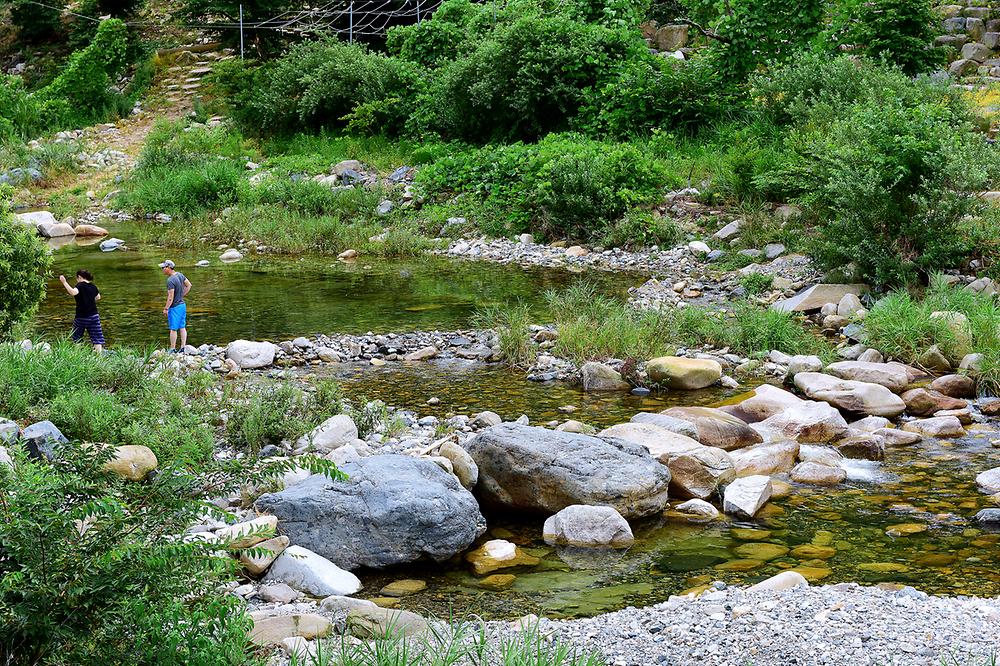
[158,260,175,269]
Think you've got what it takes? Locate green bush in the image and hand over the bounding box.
[10,0,64,43]
[0,189,52,341]
[823,0,942,75]
[215,40,418,136]
[415,11,644,142]
[579,58,738,138]
[417,134,669,239]
[0,75,50,143]
[40,19,130,128]
[752,56,996,286]
[598,209,684,249]
[118,158,244,218]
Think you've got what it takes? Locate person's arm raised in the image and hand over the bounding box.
[58,275,78,296]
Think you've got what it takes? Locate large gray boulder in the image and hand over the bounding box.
[581,362,630,391]
[256,455,486,570]
[0,419,20,444]
[824,361,911,393]
[542,505,634,548]
[463,423,671,519]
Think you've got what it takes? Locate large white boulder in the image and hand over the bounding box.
[226,340,277,369]
[263,545,362,596]
[757,401,849,443]
[737,384,804,421]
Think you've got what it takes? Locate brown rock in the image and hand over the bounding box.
[834,434,885,460]
[662,406,763,451]
[929,374,976,399]
[901,388,967,416]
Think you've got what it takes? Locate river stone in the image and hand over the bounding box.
[226,340,277,369]
[37,221,76,238]
[259,582,299,603]
[976,509,1000,524]
[788,355,824,375]
[837,293,864,317]
[380,579,427,597]
[747,571,808,592]
[0,419,18,444]
[851,416,891,432]
[16,210,57,228]
[629,412,699,439]
[646,356,722,390]
[900,416,965,438]
[662,445,735,500]
[249,612,333,645]
[675,498,719,520]
[262,545,362,596]
[347,606,428,639]
[256,455,485,569]
[542,505,634,548]
[473,411,502,428]
[737,385,804,422]
[901,388,968,416]
[581,362,631,391]
[824,362,910,393]
[556,420,595,434]
[757,401,849,443]
[438,441,478,489]
[662,407,763,450]
[798,444,844,467]
[297,414,358,452]
[463,423,671,519]
[790,461,847,486]
[220,248,243,262]
[834,433,885,460]
[874,427,923,446]
[730,440,799,476]
[465,539,539,574]
[793,372,906,417]
[978,468,1000,494]
[73,223,108,237]
[0,446,11,469]
[240,535,289,575]
[102,445,158,481]
[772,284,864,313]
[403,346,437,361]
[21,420,68,460]
[929,374,977,399]
[918,345,951,372]
[723,475,772,518]
[598,422,702,458]
[216,515,278,549]
[734,542,789,561]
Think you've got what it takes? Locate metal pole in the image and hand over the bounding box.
[349,0,353,43]
[239,4,244,59]
[416,0,421,22]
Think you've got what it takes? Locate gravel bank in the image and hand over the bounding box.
[513,583,1000,666]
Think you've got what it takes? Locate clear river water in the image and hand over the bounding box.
[34,225,1000,620]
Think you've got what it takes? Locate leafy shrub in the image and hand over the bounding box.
[417,134,669,239]
[579,57,738,138]
[215,40,418,136]
[385,0,489,68]
[10,0,64,43]
[415,11,644,142]
[40,19,130,128]
[0,189,52,340]
[118,158,244,218]
[823,0,942,75]
[752,56,996,286]
[598,209,684,249]
[739,272,774,296]
[0,75,49,143]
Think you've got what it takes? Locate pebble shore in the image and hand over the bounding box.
[509,583,1000,666]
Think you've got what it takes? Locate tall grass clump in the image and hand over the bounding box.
[473,302,535,367]
[863,275,1000,393]
[225,378,344,451]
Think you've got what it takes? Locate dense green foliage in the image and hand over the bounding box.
[0,189,52,340]
[9,0,63,43]
[225,378,343,451]
[823,0,941,75]
[752,55,996,286]
[417,134,671,239]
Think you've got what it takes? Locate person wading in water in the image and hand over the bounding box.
[59,270,105,353]
[159,260,192,353]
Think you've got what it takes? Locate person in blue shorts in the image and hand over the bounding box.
[159,260,192,352]
[60,270,105,353]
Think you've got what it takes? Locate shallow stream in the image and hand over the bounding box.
[35,222,1000,619]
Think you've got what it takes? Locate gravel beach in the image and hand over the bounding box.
[515,583,1000,666]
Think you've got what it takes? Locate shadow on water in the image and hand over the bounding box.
[36,222,640,348]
